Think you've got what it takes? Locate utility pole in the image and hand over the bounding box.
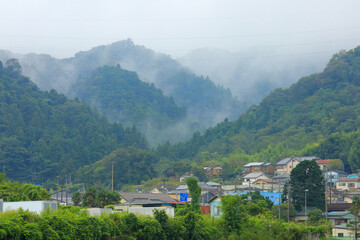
[248,181,251,200]
[305,189,309,225]
[329,171,332,204]
[287,183,290,222]
[65,175,68,206]
[278,184,281,221]
[61,185,63,202]
[112,161,114,191]
[56,176,59,203]
[325,173,328,221]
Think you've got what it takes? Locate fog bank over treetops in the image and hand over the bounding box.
[0,40,246,144]
[178,47,333,105]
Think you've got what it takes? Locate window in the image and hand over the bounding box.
[338,183,346,186]
[338,233,344,237]
[335,219,346,225]
[254,166,260,170]
[348,183,355,187]
[213,206,221,215]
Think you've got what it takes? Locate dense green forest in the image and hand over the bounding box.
[155,46,360,176]
[70,65,186,134]
[0,59,148,185]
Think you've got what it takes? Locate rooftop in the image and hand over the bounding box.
[118,192,176,203]
[244,162,265,167]
[253,178,277,184]
[277,156,319,165]
[316,159,338,165]
[337,177,360,182]
[243,172,266,179]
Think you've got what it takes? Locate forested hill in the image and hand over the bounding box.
[0,40,246,143]
[0,59,147,183]
[70,65,186,135]
[158,46,360,172]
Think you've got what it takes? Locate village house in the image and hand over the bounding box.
[323,170,348,187]
[275,156,319,175]
[316,159,338,171]
[242,172,270,185]
[328,211,357,238]
[116,192,178,217]
[243,162,274,175]
[208,196,222,218]
[336,177,360,192]
[271,173,290,185]
[204,166,222,176]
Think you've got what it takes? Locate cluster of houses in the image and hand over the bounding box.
[2,156,360,238]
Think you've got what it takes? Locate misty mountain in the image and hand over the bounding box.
[0,59,147,183]
[160,46,360,172]
[178,48,329,105]
[0,40,246,143]
[70,65,186,135]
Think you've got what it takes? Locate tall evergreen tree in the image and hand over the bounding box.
[289,160,325,211]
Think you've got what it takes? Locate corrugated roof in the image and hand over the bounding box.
[254,178,277,184]
[276,157,293,165]
[243,172,266,179]
[244,162,265,167]
[298,156,319,161]
[118,192,176,203]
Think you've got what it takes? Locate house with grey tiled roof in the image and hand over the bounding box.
[242,172,270,185]
[275,156,319,175]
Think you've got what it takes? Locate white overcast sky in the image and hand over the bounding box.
[1,0,360,58]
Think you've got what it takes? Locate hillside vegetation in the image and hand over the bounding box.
[70,65,186,136]
[0,59,147,184]
[156,47,360,176]
[0,40,246,143]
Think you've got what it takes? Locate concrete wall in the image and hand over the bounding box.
[128,207,174,217]
[2,201,57,214]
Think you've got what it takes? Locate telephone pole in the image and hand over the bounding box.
[325,173,328,221]
[287,183,290,222]
[278,184,281,221]
[112,161,114,191]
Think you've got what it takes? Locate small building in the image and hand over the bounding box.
[324,171,348,187]
[242,172,270,185]
[0,200,57,214]
[336,177,360,191]
[316,159,339,171]
[208,196,222,218]
[204,166,222,176]
[271,173,290,185]
[116,192,178,217]
[275,156,319,175]
[253,178,277,186]
[243,162,274,175]
[328,211,356,238]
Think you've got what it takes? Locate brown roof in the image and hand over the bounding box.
[253,178,277,184]
[328,203,352,212]
[317,159,338,164]
[337,177,360,182]
[118,192,176,203]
